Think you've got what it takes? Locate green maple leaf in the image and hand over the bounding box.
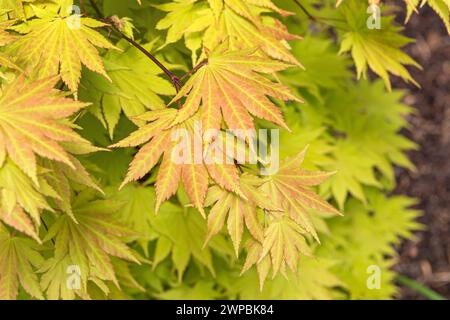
[339,0,421,90]
[40,190,140,299]
[12,6,116,96]
[0,224,44,300]
[79,40,176,138]
[151,202,216,280]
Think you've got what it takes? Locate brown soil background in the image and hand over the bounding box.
[391,5,450,300]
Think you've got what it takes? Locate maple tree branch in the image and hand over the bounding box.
[79,0,86,14]
[88,0,182,93]
[293,0,317,21]
[292,0,346,26]
[88,0,103,19]
[114,29,183,92]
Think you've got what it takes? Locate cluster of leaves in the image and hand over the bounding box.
[0,0,440,300]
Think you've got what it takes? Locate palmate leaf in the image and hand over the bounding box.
[169,43,298,142]
[338,0,421,90]
[0,76,91,184]
[156,0,301,65]
[0,151,102,242]
[12,8,116,96]
[405,0,450,34]
[235,148,340,287]
[106,184,157,254]
[151,202,216,280]
[317,190,422,299]
[0,160,56,241]
[112,112,245,215]
[261,147,341,241]
[40,190,139,300]
[203,173,279,255]
[241,225,312,289]
[0,224,44,300]
[203,6,301,65]
[316,80,416,208]
[79,40,176,138]
[338,0,450,34]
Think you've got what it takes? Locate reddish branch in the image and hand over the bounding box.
[87,0,207,96]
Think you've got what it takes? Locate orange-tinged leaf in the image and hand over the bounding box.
[116,114,250,212]
[170,45,297,134]
[156,152,182,213]
[260,216,311,277]
[204,184,265,255]
[0,76,90,183]
[120,130,172,189]
[0,206,40,242]
[256,147,340,252]
[0,226,44,300]
[181,162,209,217]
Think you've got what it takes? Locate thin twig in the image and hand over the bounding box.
[292,0,346,26]
[293,0,317,21]
[88,0,182,92]
[114,29,182,92]
[88,0,103,18]
[41,218,56,246]
[79,0,86,14]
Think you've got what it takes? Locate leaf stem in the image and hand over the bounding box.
[88,0,103,19]
[41,218,56,246]
[292,0,346,25]
[79,0,86,14]
[113,29,182,92]
[396,275,446,300]
[293,0,317,21]
[180,59,209,82]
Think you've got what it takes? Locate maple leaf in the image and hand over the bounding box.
[260,147,341,241]
[79,40,176,138]
[40,190,140,299]
[405,0,450,34]
[151,202,217,280]
[0,224,44,300]
[208,6,301,65]
[240,217,312,288]
[0,159,55,241]
[204,173,281,255]
[12,8,116,96]
[316,80,416,208]
[105,184,156,254]
[169,43,298,142]
[338,0,450,35]
[0,76,93,184]
[112,112,245,215]
[157,0,301,66]
[338,0,421,90]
